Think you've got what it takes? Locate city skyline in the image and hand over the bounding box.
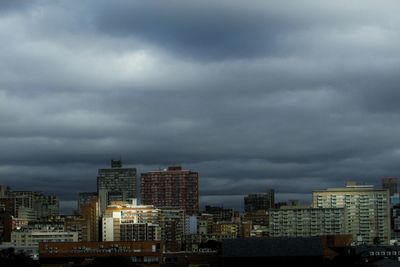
[0,163,395,214]
[2,1,400,213]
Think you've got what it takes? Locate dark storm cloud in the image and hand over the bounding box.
[1,0,400,212]
[87,0,293,60]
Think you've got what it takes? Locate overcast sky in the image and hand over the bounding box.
[1,0,400,212]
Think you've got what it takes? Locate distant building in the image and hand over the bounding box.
[274,201,288,209]
[313,182,390,245]
[141,166,199,215]
[11,191,59,220]
[204,205,234,221]
[244,189,275,212]
[214,221,252,239]
[97,160,136,214]
[383,177,400,196]
[243,209,269,226]
[269,206,346,237]
[287,199,301,206]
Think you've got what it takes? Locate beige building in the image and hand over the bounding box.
[269,206,346,237]
[312,182,390,244]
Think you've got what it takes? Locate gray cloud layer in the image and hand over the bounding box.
[1,0,400,212]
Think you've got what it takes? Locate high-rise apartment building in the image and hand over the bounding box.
[244,190,275,212]
[97,160,136,214]
[383,177,400,196]
[269,206,346,237]
[141,166,199,215]
[313,182,390,245]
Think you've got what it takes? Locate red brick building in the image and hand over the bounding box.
[141,166,199,215]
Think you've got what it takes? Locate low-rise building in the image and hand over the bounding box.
[39,241,164,267]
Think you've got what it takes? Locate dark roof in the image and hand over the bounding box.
[222,237,324,258]
[369,258,400,267]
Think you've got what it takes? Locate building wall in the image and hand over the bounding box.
[103,217,115,241]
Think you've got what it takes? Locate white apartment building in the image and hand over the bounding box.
[312,182,390,244]
[269,206,346,237]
